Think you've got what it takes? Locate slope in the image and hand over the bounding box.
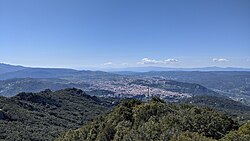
[0,88,117,141]
[57,98,239,141]
[181,95,250,122]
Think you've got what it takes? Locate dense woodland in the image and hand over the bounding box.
[57,98,250,141]
[181,95,250,123]
[0,88,117,141]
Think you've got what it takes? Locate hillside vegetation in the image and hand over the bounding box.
[0,88,117,141]
[0,78,91,97]
[57,98,248,141]
[181,95,250,122]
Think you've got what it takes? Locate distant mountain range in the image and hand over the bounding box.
[105,66,250,72]
[1,63,250,105]
[1,63,250,76]
[0,63,118,80]
[0,63,26,74]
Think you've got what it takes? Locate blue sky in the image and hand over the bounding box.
[0,0,249,69]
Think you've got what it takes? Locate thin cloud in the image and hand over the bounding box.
[137,58,163,65]
[137,58,179,65]
[165,59,179,63]
[212,58,229,62]
[103,62,113,66]
[121,63,128,66]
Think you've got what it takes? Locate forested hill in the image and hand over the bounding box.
[0,88,117,141]
[57,98,250,141]
[182,95,250,112]
[181,95,250,122]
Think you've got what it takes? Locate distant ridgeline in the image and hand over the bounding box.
[0,88,118,141]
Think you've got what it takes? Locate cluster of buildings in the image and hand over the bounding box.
[82,77,191,100]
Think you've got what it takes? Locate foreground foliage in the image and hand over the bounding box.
[221,122,250,141]
[57,98,241,141]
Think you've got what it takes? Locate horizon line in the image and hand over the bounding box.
[1,62,250,71]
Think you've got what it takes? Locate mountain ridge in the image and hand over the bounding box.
[1,63,250,75]
[0,88,117,141]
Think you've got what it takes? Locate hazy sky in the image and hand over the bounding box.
[0,0,249,69]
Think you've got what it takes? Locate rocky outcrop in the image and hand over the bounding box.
[0,110,9,120]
